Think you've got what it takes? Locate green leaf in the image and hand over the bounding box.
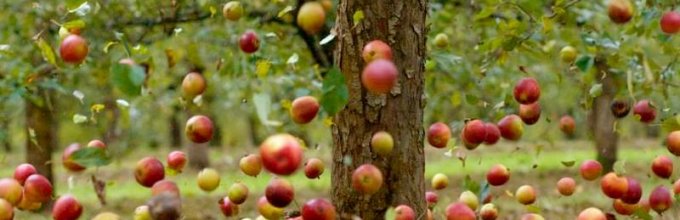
[589,83,603,97]
[561,160,575,167]
[70,147,112,167]
[575,55,594,72]
[465,94,479,105]
[110,63,145,96]
[62,19,86,30]
[463,175,480,194]
[632,209,653,220]
[35,38,57,66]
[661,115,680,133]
[321,67,349,116]
[72,114,87,124]
[474,7,495,20]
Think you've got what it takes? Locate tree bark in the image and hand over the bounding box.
[331,0,428,219]
[1,118,11,152]
[589,57,619,172]
[25,88,57,188]
[169,105,182,148]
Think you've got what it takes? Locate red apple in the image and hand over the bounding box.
[62,143,86,172]
[227,182,249,205]
[610,100,631,118]
[483,123,500,145]
[181,72,207,98]
[239,31,259,53]
[515,185,536,205]
[134,157,165,188]
[13,163,37,185]
[167,151,187,173]
[479,203,498,220]
[486,164,510,186]
[23,174,52,203]
[577,207,606,220]
[651,155,673,179]
[431,173,449,190]
[556,177,576,196]
[87,139,106,150]
[218,197,239,217]
[521,214,544,220]
[257,196,284,220]
[239,154,262,177]
[600,172,628,199]
[427,122,451,148]
[0,199,13,220]
[559,115,575,135]
[661,11,680,34]
[265,177,295,208]
[579,160,603,181]
[649,185,672,214]
[460,129,480,150]
[445,202,475,220]
[302,198,335,220]
[613,199,637,215]
[674,179,680,195]
[607,0,634,24]
[633,99,656,123]
[621,177,642,204]
[666,130,680,156]
[362,40,393,63]
[185,115,214,144]
[290,96,320,124]
[371,131,394,156]
[361,59,398,94]
[518,103,541,125]
[16,193,41,211]
[197,168,220,192]
[425,191,438,207]
[259,133,303,175]
[497,114,524,141]
[394,205,415,220]
[513,77,540,104]
[296,2,326,35]
[59,34,88,64]
[304,158,325,179]
[462,119,487,145]
[52,194,83,220]
[151,180,180,198]
[351,164,383,195]
[0,179,22,205]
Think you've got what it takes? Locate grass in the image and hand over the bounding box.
[3,138,680,219]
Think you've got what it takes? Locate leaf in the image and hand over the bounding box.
[561,160,575,167]
[72,90,84,103]
[320,67,349,116]
[102,41,118,53]
[256,60,271,78]
[278,6,294,18]
[287,53,299,65]
[465,94,479,105]
[589,83,603,97]
[474,7,495,20]
[661,115,680,133]
[73,114,88,124]
[353,10,364,27]
[35,38,57,66]
[526,205,542,213]
[478,182,490,202]
[62,19,86,30]
[91,104,105,113]
[613,160,626,175]
[116,99,129,107]
[68,1,91,16]
[463,175,480,194]
[253,93,282,127]
[110,63,145,96]
[319,34,336,45]
[575,55,594,72]
[632,209,653,220]
[69,147,112,167]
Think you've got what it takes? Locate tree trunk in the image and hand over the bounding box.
[169,105,182,148]
[331,0,428,219]
[186,111,210,169]
[589,57,619,173]
[1,118,11,152]
[25,88,57,188]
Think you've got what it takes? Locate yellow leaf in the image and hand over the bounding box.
[323,117,334,127]
[353,10,364,27]
[542,16,553,33]
[280,99,292,110]
[35,38,57,66]
[278,6,294,18]
[450,92,462,107]
[209,6,216,18]
[256,60,271,78]
[91,104,105,113]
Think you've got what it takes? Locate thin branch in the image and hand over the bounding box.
[115,11,212,28]
[546,0,583,18]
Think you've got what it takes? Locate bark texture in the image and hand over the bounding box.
[331,0,428,219]
[589,57,619,172]
[25,89,57,187]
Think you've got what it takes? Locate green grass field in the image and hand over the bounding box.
[4,138,680,219]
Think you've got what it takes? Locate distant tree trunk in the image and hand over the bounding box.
[331,0,428,219]
[102,97,121,145]
[25,88,57,188]
[1,118,11,152]
[208,113,222,147]
[248,113,261,147]
[169,105,182,148]
[186,110,210,169]
[589,57,619,172]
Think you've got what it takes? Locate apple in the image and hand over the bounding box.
[361,59,398,94]
[559,46,577,63]
[674,179,680,195]
[227,182,249,205]
[23,174,52,203]
[556,177,576,196]
[427,122,451,148]
[218,197,239,217]
[513,77,540,104]
[479,203,498,220]
[351,164,383,195]
[518,103,541,125]
[613,199,637,215]
[62,143,86,172]
[445,202,475,220]
[222,1,244,21]
[649,185,672,214]
[304,158,325,179]
[600,172,628,199]
[134,157,165,188]
[607,0,633,24]
[259,133,303,175]
[0,179,22,205]
[579,160,602,181]
[16,194,41,211]
[660,11,680,34]
[486,164,510,186]
[433,33,449,48]
[521,214,545,220]
[610,100,630,118]
[265,177,295,208]
[621,177,642,204]
[301,198,335,220]
[394,205,415,220]
[0,199,13,220]
[87,139,106,150]
[146,193,181,220]
[239,31,259,53]
[52,194,83,220]
[166,151,187,173]
[239,153,262,177]
[577,207,606,220]
[431,173,449,190]
[13,163,37,185]
[497,114,524,141]
[185,115,214,144]
[134,205,152,220]
[362,40,393,63]
[632,99,656,123]
[425,191,438,207]
[666,130,680,156]
[181,72,207,98]
[559,115,575,135]
[59,34,88,64]
[651,155,673,179]
[257,196,284,220]
[320,0,332,12]
[483,123,500,145]
[296,2,326,35]
[92,212,121,220]
[290,96,320,124]
[515,185,536,205]
[371,131,394,156]
[197,168,220,192]
[460,130,480,150]
[638,198,651,214]
[151,180,180,198]
[462,119,487,145]
[458,191,479,210]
